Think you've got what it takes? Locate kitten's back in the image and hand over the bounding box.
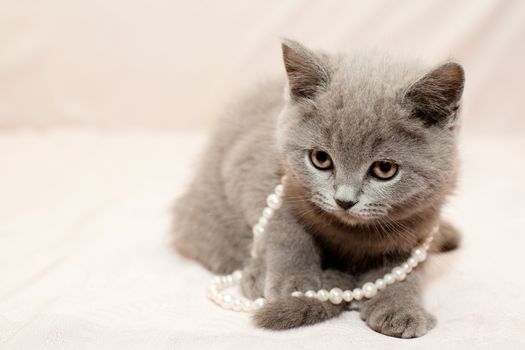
[172,79,285,273]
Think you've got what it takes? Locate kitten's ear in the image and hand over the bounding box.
[404,62,465,127]
[281,39,330,101]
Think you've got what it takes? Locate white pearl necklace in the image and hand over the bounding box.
[207,176,437,312]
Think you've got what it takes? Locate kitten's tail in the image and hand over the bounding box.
[253,297,345,330]
[434,220,461,253]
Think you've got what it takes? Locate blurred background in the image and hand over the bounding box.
[1,1,525,348]
[1,0,524,134]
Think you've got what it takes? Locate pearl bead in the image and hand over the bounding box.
[407,257,418,268]
[258,217,269,228]
[252,224,265,237]
[384,273,395,285]
[413,248,427,262]
[352,288,363,300]
[304,290,316,298]
[316,289,329,302]
[266,194,282,209]
[329,288,344,304]
[291,291,303,297]
[233,299,243,311]
[392,266,407,281]
[262,207,274,219]
[362,282,378,298]
[220,294,233,308]
[375,278,386,290]
[232,270,243,282]
[402,262,412,273]
[224,275,234,285]
[242,299,252,312]
[342,290,353,302]
[274,184,284,196]
[253,298,266,310]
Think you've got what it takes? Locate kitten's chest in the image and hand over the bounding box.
[310,224,408,275]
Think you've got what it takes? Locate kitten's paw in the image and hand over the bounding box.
[361,301,436,338]
[253,297,343,330]
[435,220,461,252]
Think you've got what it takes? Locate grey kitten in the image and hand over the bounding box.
[172,39,463,338]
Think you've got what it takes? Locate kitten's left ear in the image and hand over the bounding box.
[281,39,331,101]
[404,62,465,127]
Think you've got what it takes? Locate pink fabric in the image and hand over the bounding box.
[0,0,524,135]
[0,130,524,349]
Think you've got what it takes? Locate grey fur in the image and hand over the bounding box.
[172,39,464,338]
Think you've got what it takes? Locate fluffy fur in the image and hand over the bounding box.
[172,39,464,338]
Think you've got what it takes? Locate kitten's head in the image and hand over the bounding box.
[277,39,464,225]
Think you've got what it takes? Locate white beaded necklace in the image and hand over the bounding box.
[207,176,436,313]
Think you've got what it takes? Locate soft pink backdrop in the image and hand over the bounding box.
[0,0,524,135]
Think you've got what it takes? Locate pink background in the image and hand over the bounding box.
[1,0,524,135]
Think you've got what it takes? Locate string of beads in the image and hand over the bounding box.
[207,176,435,312]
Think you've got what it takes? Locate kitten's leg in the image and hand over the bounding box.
[433,220,461,252]
[172,186,251,274]
[359,267,436,338]
[250,207,354,329]
[240,256,266,299]
[260,208,324,299]
[321,268,357,291]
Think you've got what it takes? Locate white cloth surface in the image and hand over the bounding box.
[0,129,524,349]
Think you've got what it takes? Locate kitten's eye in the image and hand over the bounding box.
[310,150,333,170]
[371,160,398,180]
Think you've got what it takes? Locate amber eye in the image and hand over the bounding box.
[371,160,398,180]
[310,150,333,170]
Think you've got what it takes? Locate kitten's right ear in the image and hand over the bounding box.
[281,39,330,101]
[404,62,465,127]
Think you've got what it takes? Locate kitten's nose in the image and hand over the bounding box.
[335,198,357,210]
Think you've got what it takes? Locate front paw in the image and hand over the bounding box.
[360,300,436,338]
[265,273,321,300]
